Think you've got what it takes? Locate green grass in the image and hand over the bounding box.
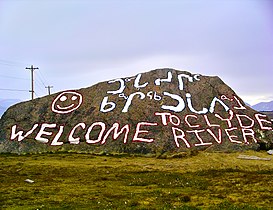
[1,151,273,209]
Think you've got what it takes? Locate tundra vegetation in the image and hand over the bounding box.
[1,150,272,209]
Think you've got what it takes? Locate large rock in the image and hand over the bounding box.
[0,69,272,154]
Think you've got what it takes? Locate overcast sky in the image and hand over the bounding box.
[0,0,272,105]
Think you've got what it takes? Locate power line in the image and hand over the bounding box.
[36,73,47,87]
[1,61,52,98]
[0,88,29,92]
[35,81,45,93]
[34,91,40,98]
[0,58,29,66]
[0,61,24,67]
[0,58,51,90]
[37,69,53,95]
[35,79,45,90]
[0,62,20,67]
[37,71,48,86]
[36,72,53,96]
[0,74,28,80]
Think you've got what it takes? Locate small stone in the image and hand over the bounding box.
[267,150,273,155]
[25,179,34,183]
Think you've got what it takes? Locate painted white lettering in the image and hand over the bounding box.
[186,93,208,114]
[242,129,257,144]
[100,97,116,113]
[155,112,181,126]
[161,92,185,112]
[133,122,158,143]
[225,127,242,144]
[255,114,272,130]
[146,91,162,101]
[134,74,148,89]
[68,123,86,144]
[155,112,170,126]
[147,91,153,99]
[154,92,162,101]
[172,127,191,148]
[215,110,234,128]
[169,114,181,126]
[102,123,130,144]
[185,115,200,128]
[221,95,233,101]
[209,97,229,113]
[35,123,57,143]
[236,114,254,129]
[203,115,220,127]
[207,128,222,144]
[187,129,212,146]
[177,74,193,90]
[107,79,126,95]
[155,71,172,85]
[122,92,145,112]
[10,124,39,142]
[193,74,201,81]
[118,93,128,100]
[233,95,246,110]
[51,125,64,146]
[85,122,106,144]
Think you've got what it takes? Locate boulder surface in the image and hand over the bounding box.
[0,69,272,154]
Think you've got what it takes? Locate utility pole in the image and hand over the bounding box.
[45,86,53,95]
[25,65,39,100]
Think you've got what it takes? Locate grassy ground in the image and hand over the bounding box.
[1,151,273,210]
